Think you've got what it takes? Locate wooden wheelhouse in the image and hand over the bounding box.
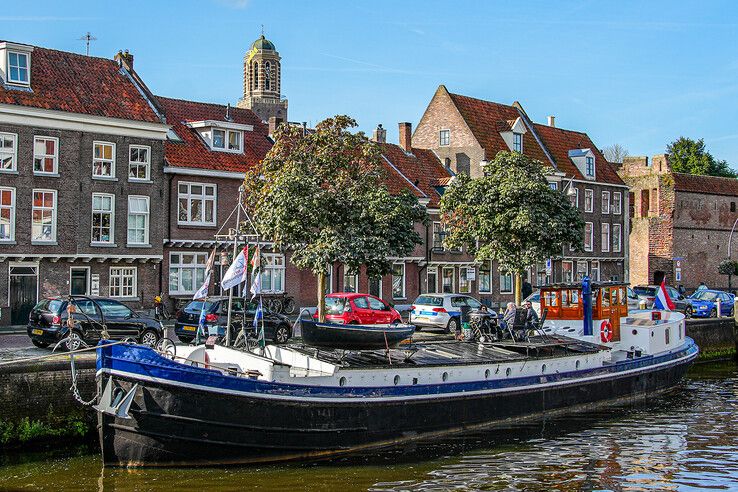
[539,281,629,342]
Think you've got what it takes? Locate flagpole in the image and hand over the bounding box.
[226,185,244,346]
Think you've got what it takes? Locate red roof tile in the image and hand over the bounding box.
[157,96,272,173]
[672,173,738,196]
[380,143,452,207]
[0,44,160,123]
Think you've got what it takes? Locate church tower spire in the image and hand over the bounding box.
[237,32,288,123]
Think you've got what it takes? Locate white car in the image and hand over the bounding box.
[409,294,485,333]
[524,291,541,316]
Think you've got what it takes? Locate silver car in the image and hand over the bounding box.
[409,294,484,333]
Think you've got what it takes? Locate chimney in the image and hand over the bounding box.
[547,115,555,127]
[371,124,387,143]
[399,122,412,151]
[268,116,284,135]
[114,49,134,71]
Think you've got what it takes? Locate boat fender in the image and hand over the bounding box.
[600,320,613,343]
[204,350,211,370]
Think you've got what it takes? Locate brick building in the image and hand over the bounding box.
[618,154,738,291]
[0,42,169,326]
[412,85,629,301]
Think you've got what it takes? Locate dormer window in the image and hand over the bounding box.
[8,51,29,85]
[211,128,242,152]
[568,149,596,180]
[586,156,595,177]
[187,120,252,154]
[513,132,523,152]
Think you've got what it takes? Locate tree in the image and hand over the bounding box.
[440,151,585,304]
[603,143,629,164]
[718,259,738,291]
[242,115,427,321]
[666,137,736,178]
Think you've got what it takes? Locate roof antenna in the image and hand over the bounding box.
[78,32,97,56]
[261,24,265,36]
[225,103,232,121]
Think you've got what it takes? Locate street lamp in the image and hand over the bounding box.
[563,176,577,197]
[728,217,738,260]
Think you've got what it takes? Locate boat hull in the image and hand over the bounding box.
[299,320,415,350]
[96,340,698,466]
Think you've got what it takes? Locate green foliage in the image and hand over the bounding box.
[666,137,736,177]
[243,115,427,278]
[0,414,90,446]
[439,151,584,274]
[718,259,738,276]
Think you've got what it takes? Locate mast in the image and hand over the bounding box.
[225,185,245,346]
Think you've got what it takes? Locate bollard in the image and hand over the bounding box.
[717,298,722,318]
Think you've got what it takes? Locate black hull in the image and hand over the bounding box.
[98,354,694,467]
[299,320,415,350]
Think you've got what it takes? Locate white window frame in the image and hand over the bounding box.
[31,189,57,243]
[585,156,595,177]
[211,128,243,153]
[562,260,574,283]
[499,272,513,294]
[584,189,593,213]
[479,260,492,293]
[613,192,622,215]
[439,129,450,147]
[92,141,116,179]
[33,136,59,175]
[7,50,30,85]
[0,186,16,242]
[127,195,150,246]
[601,223,610,253]
[442,266,455,293]
[584,222,593,252]
[69,266,91,295]
[168,252,208,295]
[513,132,523,152]
[570,187,579,208]
[426,266,438,294]
[109,267,137,299]
[177,182,217,226]
[0,132,17,172]
[261,253,286,294]
[590,260,600,282]
[459,267,472,294]
[128,145,151,181]
[576,260,588,280]
[392,263,406,299]
[601,191,611,215]
[91,193,115,245]
[342,271,358,293]
[613,223,622,253]
[549,182,558,191]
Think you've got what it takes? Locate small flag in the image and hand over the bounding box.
[253,298,263,332]
[196,300,208,342]
[250,246,261,300]
[653,279,676,311]
[192,250,216,300]
[221,247,248,291]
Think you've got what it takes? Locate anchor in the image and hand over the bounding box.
[93,375,139,419]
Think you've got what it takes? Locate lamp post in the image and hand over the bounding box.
[728,217,738,260]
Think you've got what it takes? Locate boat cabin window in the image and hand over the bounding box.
[544,291,559,307]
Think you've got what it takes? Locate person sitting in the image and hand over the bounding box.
[524,300,540,335]
[501,302,516,339]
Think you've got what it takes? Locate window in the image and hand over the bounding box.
[264,61,271,91]
[392,263,405,299]
[213,129,225,148]
[439,129,450,146]
[601,191,611,214]
[31,189,56,242]
[169,252,208,295]
[549,182,558,191]
[252,61,259,89]
[650,188,658,213]
[92,141,115,178]
[0,132,17,171]
[640,190,649,216]
[432,222,444,250]
[261,254,285,293]
[576,261,588,280]
[459,268,472,294]
[585,156,595,177]
[211,129,242,152]
[479,261,491,293]
[343,271,358,293]
[613,192,622,215]
[127,196,150,245]
[369,276,382,298]
[98,298,135,318]
[427,267,438,294]
[228,131,241,151]
[569,187,579,208]
[442,267,454,293]
[91,193,115,244]
[584,189,593,213]
[613,224,622,253]
[0,187,15,241]
[500,273,513,294]
[367,296,386,311]
[178,182,216,225]
[33,136,58,174]
[70,267,90,295]
[601,223,610,252]
[584,222,593,251]
[562,260,573,283]
[109,267,137,298]
[513,132,523,152]
[129,145,150,181]
[591,260,600,281]
[7,51,29,84]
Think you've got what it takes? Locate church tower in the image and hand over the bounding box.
[237,34,288,123]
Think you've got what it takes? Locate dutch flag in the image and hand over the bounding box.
[653,279,675,311]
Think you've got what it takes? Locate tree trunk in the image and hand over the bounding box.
[317,271,326,322]
[514,272,522,306]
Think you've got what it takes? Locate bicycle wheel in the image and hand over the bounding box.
[283,297,296,315]
[162,305,172,320]
[268,298,283,314]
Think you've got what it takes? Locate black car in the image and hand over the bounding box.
[174,297,292,345]
[633,285,692,316]
[27,296,164,350]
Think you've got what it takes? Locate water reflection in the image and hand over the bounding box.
[1,364,736,491]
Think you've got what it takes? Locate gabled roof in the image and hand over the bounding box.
[157,96,272,173]
[0,43,161,123]
[672,173,738,197]
[380,143,452,207]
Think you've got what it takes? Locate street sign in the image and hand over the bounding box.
[466,267,476,281]
[91,274,100,296]
[545,258,552,276]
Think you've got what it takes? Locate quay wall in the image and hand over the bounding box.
[685,318,736,361]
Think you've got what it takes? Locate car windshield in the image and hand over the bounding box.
[690,291,719,301]
[526,292,540,302]
[415,296,443,307]
[634,287,656,296]
[185,301,216,314]
[627,287,638,299]
[325,297,347,315]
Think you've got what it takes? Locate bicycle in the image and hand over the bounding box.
[154,294,171,321]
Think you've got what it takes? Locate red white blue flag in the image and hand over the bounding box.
[653,279,675,311]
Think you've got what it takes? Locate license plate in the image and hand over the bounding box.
[32,329,43,335]
[183,325,196,332]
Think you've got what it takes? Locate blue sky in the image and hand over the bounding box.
[3,0,738,165]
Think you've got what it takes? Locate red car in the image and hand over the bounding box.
[316,293,403,325]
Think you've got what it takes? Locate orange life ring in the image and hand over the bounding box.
[600,320,613,343]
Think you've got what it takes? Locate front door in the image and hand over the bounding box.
[9,263,38,325]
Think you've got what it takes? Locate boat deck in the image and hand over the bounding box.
[287,335,605,369]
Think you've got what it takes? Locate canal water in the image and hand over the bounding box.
[1,362,737,491]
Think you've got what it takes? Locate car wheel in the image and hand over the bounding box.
[273,324,290,344]
[65,331,83,352]
[710,308,717,318]
[446,318,458,334]
[349,320,360,325]
[31,339,50,349]
[391,319,401,325]
[684,307,692,319]
[140,329,161,347]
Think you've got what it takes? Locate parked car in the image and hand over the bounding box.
[633,285,692,317]
[687,289,735,318]
[315,293,403,325]
[409,294,485,333]
[626,287,640,310]
[27,296,164,350]
[174,297,292,344]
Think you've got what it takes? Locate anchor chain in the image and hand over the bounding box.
[69,353,98,406]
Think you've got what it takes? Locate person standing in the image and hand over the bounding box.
[522,279,533,300]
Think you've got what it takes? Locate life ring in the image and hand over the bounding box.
[600,320,613,343]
